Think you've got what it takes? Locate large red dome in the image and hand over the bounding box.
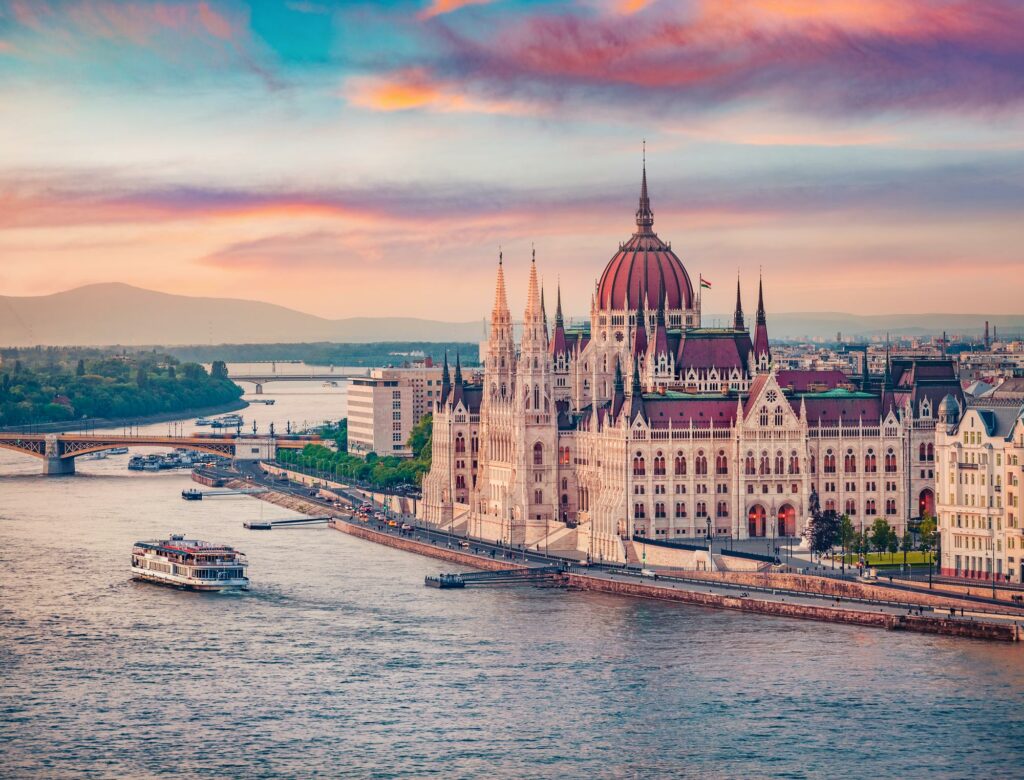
[596,167,694,311]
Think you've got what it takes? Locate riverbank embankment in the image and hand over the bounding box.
[232,476,1020,643]
[0,399,248,434]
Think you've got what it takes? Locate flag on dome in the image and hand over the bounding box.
[700,277,712,289]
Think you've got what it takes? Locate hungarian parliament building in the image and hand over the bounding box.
[422,166,962,563]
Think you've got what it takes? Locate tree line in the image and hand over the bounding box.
[0,347,242,426]
[276,414,432,491]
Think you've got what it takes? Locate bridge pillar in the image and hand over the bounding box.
[255,383,263,395]
[43,456,75,476]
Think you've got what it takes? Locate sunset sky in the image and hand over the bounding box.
[1,0,1023,321]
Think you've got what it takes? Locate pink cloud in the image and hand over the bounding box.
[419,0,493,21]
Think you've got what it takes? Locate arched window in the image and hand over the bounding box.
[845,498,856,516]
[455,433,466,454]
[865,449,877,473]
[674,453,687,476]
[533,385,540,410]
[844,448,856,473]
[654,452,666,476]
[774,451,785,475]
[533,442,543,466]
[695,452,708,475]
[810,454,816,474]
[655,502,666,519]
[866,499,876,515]
[633,453,646,477]
[759,452,770,476]
[745,452,756,476]
[919,442,927,461]
[885,448,897,473]
[789,451,800,475]
[717,501,729,518]
[696,501,708,518]
[885,498,896,515]
[824,450,836,474]
[774,406,784,426]
[759,406,769,426]
[825,499,836,512]
[634,503,646,519]
[926,443,934,461]
[716,450,728,475]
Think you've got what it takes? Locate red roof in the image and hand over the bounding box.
[597,233,694,311]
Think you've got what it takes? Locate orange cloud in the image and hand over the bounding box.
[345,68,539,115]
[419,0,492,20]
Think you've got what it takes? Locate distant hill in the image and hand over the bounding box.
[1,283,1020,347]
[0,283,486,347]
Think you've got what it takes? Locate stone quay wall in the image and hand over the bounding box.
[661,569,1024,616]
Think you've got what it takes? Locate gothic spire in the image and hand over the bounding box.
[734,273,745,330]
[492,249,509,318]
[635,140,654,234]
[753,270,770,364]
[454,352,463,385]
[555,282,564,328]
[756,272,766,326]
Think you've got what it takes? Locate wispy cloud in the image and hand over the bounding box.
[393,0,1024,118]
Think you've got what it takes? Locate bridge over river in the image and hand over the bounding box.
[228,367,368,394]
[0,432,321,475]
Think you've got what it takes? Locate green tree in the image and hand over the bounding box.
[808,508,841,556]
[870,518,893,556]
[901,531,914,567]
[839,514,856,568]
[211,361,229,379]
[75,359,85,377]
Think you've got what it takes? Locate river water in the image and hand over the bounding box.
[2,378,1023,778]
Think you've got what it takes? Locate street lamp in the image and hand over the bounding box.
[706,517,713,572]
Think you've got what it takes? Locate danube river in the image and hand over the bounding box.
[2,379,1023,778]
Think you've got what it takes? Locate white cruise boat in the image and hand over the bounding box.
[131,535,249,591]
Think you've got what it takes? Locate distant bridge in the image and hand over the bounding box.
[0,432,321,475]
[229,367,369,394]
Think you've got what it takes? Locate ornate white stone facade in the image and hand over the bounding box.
[423,167,961,563]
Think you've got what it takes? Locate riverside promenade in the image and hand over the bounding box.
[222,463,1023,643]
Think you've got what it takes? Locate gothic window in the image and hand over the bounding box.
[825,499,836,512]
[775,451,784,475]
[716,501,729,518]
[634,503,646,519]
[810,454,816,474]
[766,390,777,403]
[674,453,687,476]
[824,450,836,474]
[759,452,770,476]
[561,493,568,505]
[533,385,540,409]
[885,448,897,473]
[745,452,755,476]
[866,499,876,515]
[655,502,666,519]
[774,406,784,426]
[654,452,666,476]
[455,434,466,454]
[675,502,687,518]
[789,451,800,475]
[471,436,478,454]
[927,443,934,461]
[919,442,927,461]
[535,490,543,504]
[886,499,897,515]
[845,499,856,516]
[561,478,568,490]
[696,501,708,518]
[695,452,708,476]
[456,475,466,490]
[715,451,728,475]
[533,442,543,466]
[633,453,646,477]
[845,449,856,473]
[759,406,769,426]
[865,449,877,473]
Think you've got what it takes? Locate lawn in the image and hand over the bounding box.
[838,551,934,566]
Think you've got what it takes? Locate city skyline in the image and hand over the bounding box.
[2,0,1023,319]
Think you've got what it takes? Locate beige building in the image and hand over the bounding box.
[936,397,1024,583]
[423,166,958,563]
[348,364,445,456]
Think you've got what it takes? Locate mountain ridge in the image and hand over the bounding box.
[0,283,1019,346]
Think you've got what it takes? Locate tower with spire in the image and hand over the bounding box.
[509,247,557,544]
[753,273,771,370]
